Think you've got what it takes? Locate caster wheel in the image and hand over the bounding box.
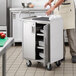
[55,61,61,67]
[38,62,41,64]
[26,60,32,67]
[46,63,52,71]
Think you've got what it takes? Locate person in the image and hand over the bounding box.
[44,0,76,63]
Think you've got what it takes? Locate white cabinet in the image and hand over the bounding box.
[22,16,63,69]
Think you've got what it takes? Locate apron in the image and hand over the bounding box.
[54,0,75,29]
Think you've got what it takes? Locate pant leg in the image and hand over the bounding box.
[66,9,76,56]
[66,29,76,56]
[63,30,66,58]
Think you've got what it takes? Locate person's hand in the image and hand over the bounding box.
[44,1,51,8]
[46,7,55,15]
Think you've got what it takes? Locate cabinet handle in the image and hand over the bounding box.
[32,26,35,33]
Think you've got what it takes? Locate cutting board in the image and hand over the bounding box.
[0,37,8,47]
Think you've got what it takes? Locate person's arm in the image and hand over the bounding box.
[44,0,54,8]
[49,0,54,3]
[53,0,64,9]
[46,0,64,15]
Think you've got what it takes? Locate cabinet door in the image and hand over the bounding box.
[13,13,22,42]
[50,19,63,63]
[23,21,36,59]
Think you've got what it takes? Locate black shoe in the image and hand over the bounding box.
[72,56,76,63]
[60,57,65,61]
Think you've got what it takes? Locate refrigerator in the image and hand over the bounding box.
[0,0,7,26]
[0,0,12,36]
[0,0,7,35]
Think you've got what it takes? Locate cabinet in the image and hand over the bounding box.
[22,16,63,70]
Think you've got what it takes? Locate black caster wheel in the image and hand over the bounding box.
[26,60,32,67]
[46,63,52,71]
[37,62,41,64]
[55,61,61,67]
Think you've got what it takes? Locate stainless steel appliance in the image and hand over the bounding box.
[0,0,7,34]
[0,0,12,36]
[0,0,7,26]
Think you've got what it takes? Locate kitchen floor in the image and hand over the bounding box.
[0,46,76,76]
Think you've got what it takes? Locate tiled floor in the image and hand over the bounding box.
[0,46,76,76]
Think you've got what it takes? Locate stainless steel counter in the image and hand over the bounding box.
[10,7,48,13]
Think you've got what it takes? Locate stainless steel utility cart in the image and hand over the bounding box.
[22,16,63,70]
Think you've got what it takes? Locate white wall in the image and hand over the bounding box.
[11,0,49,8]
[8,0,12,8]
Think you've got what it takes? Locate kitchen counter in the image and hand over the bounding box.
[10,7,48,13]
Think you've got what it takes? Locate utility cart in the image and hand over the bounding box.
[22,15,63,70]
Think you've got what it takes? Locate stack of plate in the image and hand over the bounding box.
[39,53,44,58]
[39,41,44,46]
